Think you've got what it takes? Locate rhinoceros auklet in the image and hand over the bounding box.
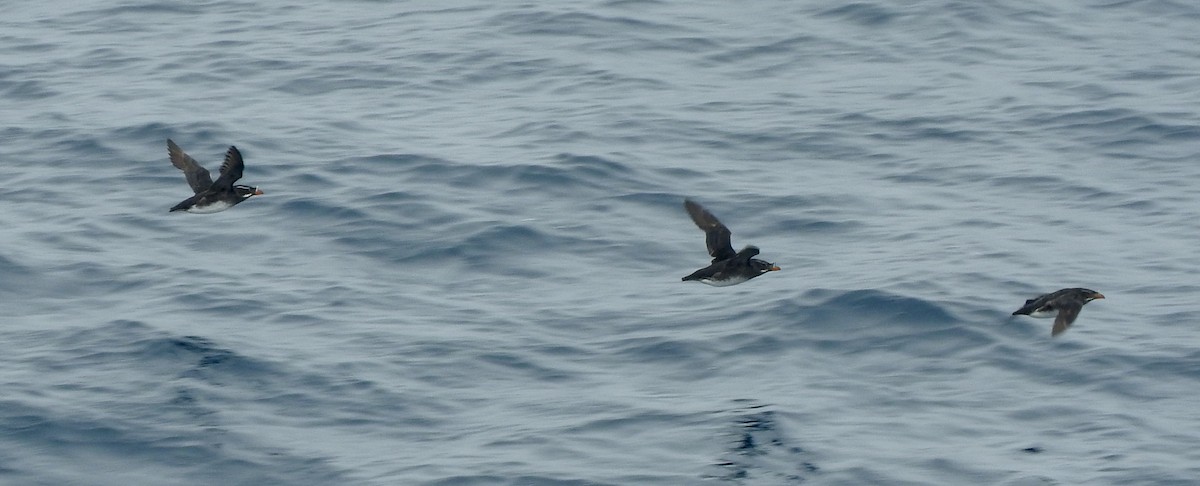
[168,139,263,213]
[681,199,779,286]
[1012,288,1105,337]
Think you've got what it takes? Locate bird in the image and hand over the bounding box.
[1012,288,1105,337]
[167,139,263,213]
[681,199,780,286]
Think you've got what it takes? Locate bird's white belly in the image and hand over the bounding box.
[186,200,234,214]
[700,275,750,287]
[1028,308,1056,318]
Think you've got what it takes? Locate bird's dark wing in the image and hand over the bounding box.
[170,193,200,212]
[1013,295,1047,315]
[1051,302,1083,336]
[734,246,760,262]
[684,199,736,262]
[210,146,245,190]
[168,139,213,194]
[681,262,720,282]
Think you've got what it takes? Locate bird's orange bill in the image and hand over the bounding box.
[254,189,265,195]
[769,266,781,271]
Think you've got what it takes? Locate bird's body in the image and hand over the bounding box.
[174,199,237,214]
[681,199,779,286]
[167,139,263,213]
[1012,288,1105,337]
[690,273,751,288]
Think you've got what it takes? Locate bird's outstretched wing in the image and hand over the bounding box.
[210,146,245,190]
[168,139,213,194]
[1051,302,1083,337]
[684,199,736,262]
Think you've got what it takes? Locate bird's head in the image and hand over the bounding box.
[751,259,781,275]
[235,185,264,200]
[737,247,780,274]
[1082,289,1105,302]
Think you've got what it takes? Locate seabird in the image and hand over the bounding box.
[1012,288,1105,336]
[681,199,780,286]
[167,139,263,213]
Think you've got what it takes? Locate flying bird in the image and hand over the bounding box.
[681,199,780,286]
[167,139,263,213]
[1012,288,1105,337]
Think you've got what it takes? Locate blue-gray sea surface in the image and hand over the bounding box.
[3,1,1200,485]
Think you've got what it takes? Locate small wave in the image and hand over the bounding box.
[0,253,31,278]
[605,336,715,365]
[798,288,958,327]
[816,3,901,26]
[488,10,682,38]
[754,289,994,357]
[0,75,58,101]
[50,324,273,383]
[279,198,369,221]
[706,402,818,483]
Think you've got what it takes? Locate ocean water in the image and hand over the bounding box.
[3,1,1200,484]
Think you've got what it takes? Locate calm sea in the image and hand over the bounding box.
[3,1,1200,484]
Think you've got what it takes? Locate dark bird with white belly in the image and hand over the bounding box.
[1012,288,1105,337]
[681,199,780,286]
[167,139,263,213]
